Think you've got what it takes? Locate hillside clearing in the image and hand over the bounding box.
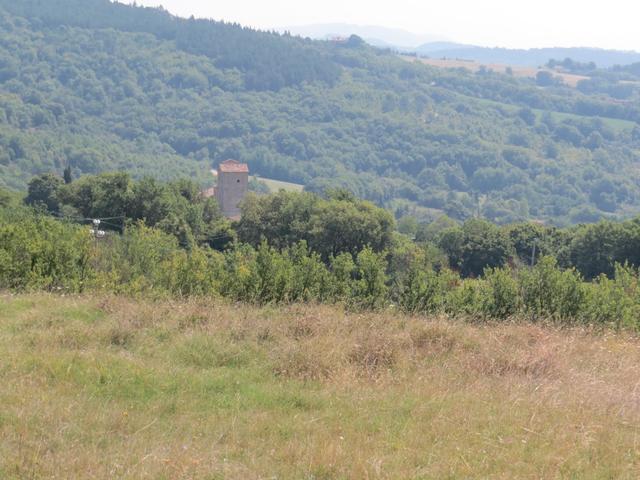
[1,294,640,479]
[465,94,638,133]
[403,55,590,87]
[251,176,305,193]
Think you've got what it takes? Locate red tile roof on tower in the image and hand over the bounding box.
[219,159,249,173]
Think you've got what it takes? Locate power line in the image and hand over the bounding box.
[94,216,126,221]
[50,211,88,222]
[49,211,233,242]
[51,212,126,223]
[98,220,124,230]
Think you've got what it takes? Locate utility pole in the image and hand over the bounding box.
[531,238,538,267]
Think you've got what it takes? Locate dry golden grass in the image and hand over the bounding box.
[1,293,640,478]
[403,56,590,88]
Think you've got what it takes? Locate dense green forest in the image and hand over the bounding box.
[0,0,640,225]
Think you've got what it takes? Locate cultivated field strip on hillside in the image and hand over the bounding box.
[404,56,591,88]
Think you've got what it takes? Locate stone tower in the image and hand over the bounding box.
[216,159,249,219]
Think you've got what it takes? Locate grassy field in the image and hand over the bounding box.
[466,94,637,133]
[2,294,640,479]
[403,56,590,88]
[403,55,638,134]
[251,176,305,193]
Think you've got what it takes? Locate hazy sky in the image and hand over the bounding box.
[131,0,640,50]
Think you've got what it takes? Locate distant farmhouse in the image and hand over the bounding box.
[203,160,249,219]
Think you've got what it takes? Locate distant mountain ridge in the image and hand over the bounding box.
[283,24,640,68]
[280,23,447,49]
[415,44,640,68]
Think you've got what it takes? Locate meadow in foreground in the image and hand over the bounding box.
[1,293,640,479]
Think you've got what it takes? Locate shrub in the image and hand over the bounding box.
[219,244,260,302]
[104,223,180,296]
[329,252,356,301]
[0,214,92,292]
[445,279,484,318]
[397,267,458,314]
[584,264,640,330]
[158,247,220,297]
[519,256,587,321]
[350,247,388,310]
[287,241,333,302]
[481,267,520,320]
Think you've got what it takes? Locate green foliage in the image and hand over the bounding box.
[218,240,340,305]
[25,173,63,212]
[415,215,458,243]
[0,212,92,291]
[235,191,317,250]
[106,223,181,294]
[0,186,16,208]
[237,190,394,259]
[480,268,520,319]
[63,166,73,184]
[567,221,640,279]
[506,223,555,266]
[584,264,640,330]
[519,256,587,321]
[254,240,294,304]
[2,0,341,92]
[218,244,260,302]
[0,191,8,208]
[439,219,513,277]
[16,170,640,291]
[309,196,395,258]
[287,241,333,302]
[45,172,234,249]
[8,202,640,332]
[58,172,131,219]
[444,279,485,318]
[351,247,389,310]
[330,252,356,300]
[536,71,557,87]
[397,215,418,237]
[397,266,457,314]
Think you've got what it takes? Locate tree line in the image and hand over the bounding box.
[5,174,640,332]
[2,203,640,331]
[20,171,640,281]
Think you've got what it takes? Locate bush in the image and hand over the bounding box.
[397,267,458,314]
[444,279,484,318]
[481,267,520,319]
[351,247,388,310]
[518,256,587,321]
[159,248,220,297]
[287,241,333,302]
[0,213,92,291]
[584,264,640,330]
[103,223,180,296]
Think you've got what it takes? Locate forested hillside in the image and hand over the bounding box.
[1,0,640,225]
